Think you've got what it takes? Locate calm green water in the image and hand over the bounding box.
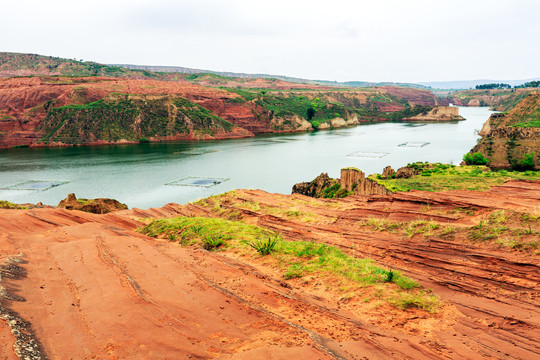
[0,107,494,208]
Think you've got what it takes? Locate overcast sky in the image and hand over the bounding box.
[2,0,539,82]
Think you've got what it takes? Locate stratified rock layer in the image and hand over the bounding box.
[340,168,391,195]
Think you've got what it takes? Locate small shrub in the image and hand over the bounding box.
[384,269,395,283]
[518,152,535,170]
[307,107,316,120]
[463,152,489,165]
[249,237,278,255]
[202,234,225,250]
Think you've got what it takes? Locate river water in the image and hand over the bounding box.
[0,106,494,208]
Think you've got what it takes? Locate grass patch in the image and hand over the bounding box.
[357,207,538,254]
[390,290,440,311]
[0,200,27,210]
[138,216,438,311]
[370,162,540,192]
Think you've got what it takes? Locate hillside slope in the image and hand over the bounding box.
[0,52,157,78]
[0,75,455,148]
[450,88,533,111]
[0,53,457,148]
[468,91,540,169]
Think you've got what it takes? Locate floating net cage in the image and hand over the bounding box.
[0,180,70,191]
[402,123,427,128]
[347,151,390,159]
[173,149,221,156]
[331,131,364,137]
[166,176,229,188]
[398,142,430,148]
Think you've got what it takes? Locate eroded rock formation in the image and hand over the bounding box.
[381,166,396,179]
[403,106,464,122]
[292,168,391,198]
[57,193,128,214]
[291,173,338,197]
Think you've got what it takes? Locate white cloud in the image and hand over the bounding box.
[0,0,538,82]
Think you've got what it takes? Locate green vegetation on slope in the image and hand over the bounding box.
[0,200,27,210]
[370,162,540,192]
[511,104,540,128]
[227,88,436,127]
[38,96,234,144]
[139,216,440,311]
[451,89,532,112]
[0,52,159,78]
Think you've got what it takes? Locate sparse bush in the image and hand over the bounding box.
[463,152,489,165]
[384,269,395,283]
[306,107,316,120]
[249,237,278,255]
[202,234,225,250]
[518,152,535,170]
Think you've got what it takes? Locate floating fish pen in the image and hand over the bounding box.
[0,180,70,191]
[173,149,221,155]
[165,176,229,188]
[398,142,430,147]
[347,151,390,159]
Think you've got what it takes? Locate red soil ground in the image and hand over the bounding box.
[0,181,538,359]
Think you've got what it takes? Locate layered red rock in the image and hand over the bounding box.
[1,180,539,358]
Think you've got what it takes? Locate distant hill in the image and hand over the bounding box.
[3,52,539,92]
[112,63,351,87]
[419,79,540,90]
[0,52,156,78]
[113,63,431,89]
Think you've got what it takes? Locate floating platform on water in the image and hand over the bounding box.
[0,180,70,191]
[173,149,221,155]
[347,151,389,159]
[398,142,430,147]
[165,176,229,188]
